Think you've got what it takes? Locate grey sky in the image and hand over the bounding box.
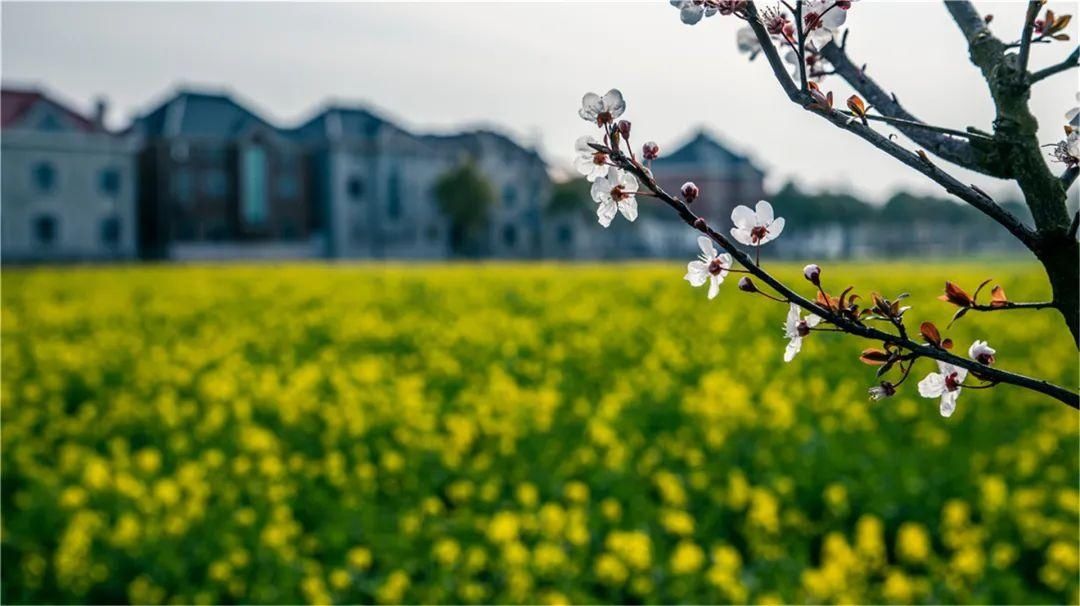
[2,1,1077,202]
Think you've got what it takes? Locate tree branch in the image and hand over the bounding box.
[818,40,1003,176]
[1032,47,1080,83]
[835,110,994,142]
[742,1,1039,252]
[1016,0,1042,81]
[1062,166,1079,191]
[597,140,1079,409]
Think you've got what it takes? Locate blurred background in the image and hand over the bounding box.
[2,1,1077,263]
[1,2,1079,605]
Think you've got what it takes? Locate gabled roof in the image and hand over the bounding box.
[289,105,399,142]
[131,89,274,138]
[1,87,97,132]
[422,129,544,163]
[655,129,760,170]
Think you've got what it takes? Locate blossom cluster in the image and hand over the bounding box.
[574,86,1010,418]
[669,0,860,82]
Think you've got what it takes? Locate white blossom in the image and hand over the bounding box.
[736,26,762,55]
[968,340,996,365]
[803,0,852,48]
[917,360,968,418]
[573,135,610,182]
[579,90,626,126]
[1066,92,1079,124]
[590,169,639,228]
[783,302,821,362]
[684,236,733,300]
[670,0,716,25]
[731,200,785,246]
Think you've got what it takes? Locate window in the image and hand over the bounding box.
[425,225,439,242]
[32,162,56,193]
[503,224,518,247]
[241,146,269,225]
[557,225,574,245]
[203,169,228,197]
[503,185,517,208]
[100,216,121,246]
[347,176,365,201]
[387,170,402,220]
[172,170,193,205]
[277,174,299,200]
[99,168,121,197]
[33,215,57,245]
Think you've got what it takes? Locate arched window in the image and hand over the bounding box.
[99,168,121,197]
[100,216,121,246]
[347,176,365,201]
[503,224,518,247]
[32,162,56,193]
[503,185,517,208]
[33,215,58,245]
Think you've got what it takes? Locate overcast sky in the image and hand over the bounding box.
[2,1,1077,202]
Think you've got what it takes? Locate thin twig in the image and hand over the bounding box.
[1017,0,1042,81]
[834,110,995,142]
[1032,47,1080,83]
[743,1,1039,253]
[597,140,1079,409]
[795,0,809,93]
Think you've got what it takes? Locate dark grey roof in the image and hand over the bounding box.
[131,90,272,138]
[289,106,400,142]
[422,129,544,163]
[655,129,760,171]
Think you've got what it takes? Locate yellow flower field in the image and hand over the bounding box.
[1,262,1077,605]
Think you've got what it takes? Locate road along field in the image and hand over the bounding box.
[1,262,1076,604]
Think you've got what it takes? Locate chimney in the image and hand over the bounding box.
[92,96,108,131]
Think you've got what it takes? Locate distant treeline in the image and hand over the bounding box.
[770,183,1033,230]
[550,178,1034,230]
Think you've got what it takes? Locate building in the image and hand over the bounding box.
[1,88,137,262]
[129,90,321,260]
[584,129,767,258]
[292,105,549,259]
[651,129,767,222]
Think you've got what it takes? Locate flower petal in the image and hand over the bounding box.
[939,391,959,418]
[602,89,626,118]
[597,199,618,227]
[708,276,721,299]
[755,200,774,224]
[618,197,638,222]
[731,205,756,229]
[590,177,609,203]
[579,92,602,121]
[685,262,708,286]
[730,226,754,246]
[761,217,785,243]
[918,373,946,398]
[784,337,801,362]
[697,236,717,258]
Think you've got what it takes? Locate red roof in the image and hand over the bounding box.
[1,88,96,131]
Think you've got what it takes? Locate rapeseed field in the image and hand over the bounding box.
[1,262,1076,604]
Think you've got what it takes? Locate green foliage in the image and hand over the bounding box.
[547,178,591,217]
[434,162,496,255]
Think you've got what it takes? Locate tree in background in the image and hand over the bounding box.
[574,1,1079,410]
[433,161,495,257]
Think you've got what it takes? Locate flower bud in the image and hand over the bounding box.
[681,182,700,203]
[617,120,632,139]
[693,217,707,231]
[738,277,757,293]
[868,381,896,401]
[642,141,660,161]
[803,264,821,286]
